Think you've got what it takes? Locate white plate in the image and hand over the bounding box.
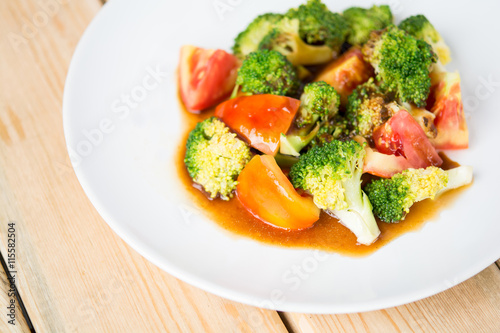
[63,0,500,313]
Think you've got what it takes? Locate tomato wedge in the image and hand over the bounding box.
[236,155,320,229]
[314,47,374,105]
[179,45,239,112]
[215,95,300,155]
[373,110,443,168]
[354,136,412,178]
[428,71,469,149]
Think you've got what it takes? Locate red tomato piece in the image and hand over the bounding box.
[314,47,374,105]
[215,95,300,155]
[354,137,412,178]
[428,71,469,149]
[236,155,320,230]
[373,110,443,168]
[179,45,239,112]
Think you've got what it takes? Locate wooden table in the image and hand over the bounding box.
[0,1,499,332]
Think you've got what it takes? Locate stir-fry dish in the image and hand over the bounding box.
[178,0,472,247]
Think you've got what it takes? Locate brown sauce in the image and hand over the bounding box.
[176,98,470,257]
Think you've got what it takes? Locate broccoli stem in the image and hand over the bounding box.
[280,123,320,157]
[274,153,300,168]
[230,84,240,99]
[438,166,473,196]
[330,168,380,245]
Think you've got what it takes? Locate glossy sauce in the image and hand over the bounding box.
[177,98,469,257]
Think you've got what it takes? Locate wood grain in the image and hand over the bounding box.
[0,0,286,332]
[283,264,500,333]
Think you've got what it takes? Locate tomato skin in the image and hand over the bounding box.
[179,45,239,112]
[215,95,300,155]
[236,155,320,230]
[428,71,469,149]
[373,110,443,168]
[315,47,374,104]
[354,136,412,178]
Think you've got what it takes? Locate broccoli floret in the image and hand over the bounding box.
[295,81,340,128]
[235,50,299,96]
[309,115,351,148]
[399,14,451,65]
[232,13,284,60]
[362,25,437,107]
[184,117,252,200]
[232,2,347,65]
[365,166,473,222]
[345,78,395,137]
[285,0,349,53]
[280,81,340,156]
[259,17,334,65]
[343,5,393,45]
[289,140,380,245]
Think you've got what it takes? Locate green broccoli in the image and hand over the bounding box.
[259,17,334,65]
[232,13,284,60]
[274,153,300,168]
[232,0,347,65]
[295,81,340,128]
[234,50,299,96]
[279,81,340,156]
[399,14,451,65]
[279,123,320,157]
[365,166,473,223]
[184,117,252,200]
[289,140,380,245]
[362,25,437,107]
[281,114,350,157]
[345,78,395,137]
[308,115,350,148]
[343,5,393,45]
[285,0,349,53]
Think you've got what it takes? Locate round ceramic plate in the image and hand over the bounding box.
[63,0,500,313]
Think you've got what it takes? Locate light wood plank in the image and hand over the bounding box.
[0,263,32,333]
[0,1,287,332]
[284,264,500,333]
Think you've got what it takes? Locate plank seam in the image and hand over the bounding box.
[277,311,295,333]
